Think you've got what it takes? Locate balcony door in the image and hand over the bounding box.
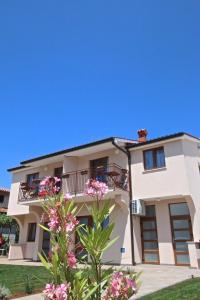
[90,157,108,183]
[141,205,160,264]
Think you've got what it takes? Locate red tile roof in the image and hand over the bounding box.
[0,188,10,193]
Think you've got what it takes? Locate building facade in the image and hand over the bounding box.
[7,131,200,268]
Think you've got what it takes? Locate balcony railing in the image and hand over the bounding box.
[18,177,61,202]
[62,164,129,196]
[18,164,129,202]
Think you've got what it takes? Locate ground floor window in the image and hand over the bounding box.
[27,223,36,242]
[169,203,193,266]
[141,205,159,264]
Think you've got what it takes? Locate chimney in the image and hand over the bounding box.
[138,129,148,143]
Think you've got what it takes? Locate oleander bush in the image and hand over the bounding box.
[39,177,139,299]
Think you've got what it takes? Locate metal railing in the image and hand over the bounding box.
[18,177,62,202]
[62,163,129,195]
[18,164,129,202]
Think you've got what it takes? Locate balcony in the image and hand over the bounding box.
[18,164,129,203]
[18,177,61,203]
[62,163,129,196]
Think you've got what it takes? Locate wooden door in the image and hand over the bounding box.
[169,203,193,266]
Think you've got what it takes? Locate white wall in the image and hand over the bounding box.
[182,139,200,240]
[7,162,63,216]
[131,140,190,200]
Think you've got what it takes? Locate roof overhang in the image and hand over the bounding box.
[128,133,200,151]
[8,137,136,172]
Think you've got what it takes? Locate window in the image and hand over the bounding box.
[0,196,4,203]
[54,167,63,178]
[54,167,63,190]
[27,173,39,186]
[143,147,165,170]
[27,223,37,242]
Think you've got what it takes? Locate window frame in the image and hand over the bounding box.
[27,222,37,242]
[143,147,166,171]
[26,172,39,186]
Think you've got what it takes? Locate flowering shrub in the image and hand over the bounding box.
[39,176,61,197]
[85,179,108,200]
[39,177,139,300]
[43,283,70,300]
[103,272,137,300]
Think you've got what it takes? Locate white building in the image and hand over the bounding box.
[7,131,200,268]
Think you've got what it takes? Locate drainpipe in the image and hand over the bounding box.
[112,139,135,265]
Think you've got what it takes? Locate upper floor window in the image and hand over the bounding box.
[143,147,165,170]
[54,167,63,178]
[27,173,39,186]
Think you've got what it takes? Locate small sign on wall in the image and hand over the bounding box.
[120,247,125,253]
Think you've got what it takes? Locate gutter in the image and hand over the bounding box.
[112,139,135,265]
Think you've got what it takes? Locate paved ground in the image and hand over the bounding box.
[1,258,199,299]
[0,257,42,266]
[131,264,200,299]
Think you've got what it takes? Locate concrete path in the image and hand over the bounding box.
[0,257,42,266]
[4,260,199,299]
[131,264,200,299]
[13,294,43,300]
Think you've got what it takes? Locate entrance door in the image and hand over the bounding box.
[90,157,108,182]
[76,216,93,260]
[42,223,50,257]
[169,203,193,266]
[141,205,160,264]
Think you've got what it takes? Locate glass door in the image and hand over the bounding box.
[141,205,159,264]
[90,157,108,183]
[169,203,193,266]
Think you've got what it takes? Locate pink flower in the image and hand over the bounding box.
[85,179,108,200]
[64,193,72,201]
[48,208,60,232]
[67,251,77,268]
[43,283,55,299]
[43,283,70,300]
[65,213,79,233]
[39,176,61,197]
[103,272,136,299]
[55,283,70,300]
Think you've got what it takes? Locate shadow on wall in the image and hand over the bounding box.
[102,203,128,264]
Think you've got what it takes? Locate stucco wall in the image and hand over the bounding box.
[182,139,200,240]
[131,140,190,200]
[7,162,63,216]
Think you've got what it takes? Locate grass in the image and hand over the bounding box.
[0,264,51,297]
[139,278,200,300]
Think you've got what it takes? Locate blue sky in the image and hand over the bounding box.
[0,1,200,187]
